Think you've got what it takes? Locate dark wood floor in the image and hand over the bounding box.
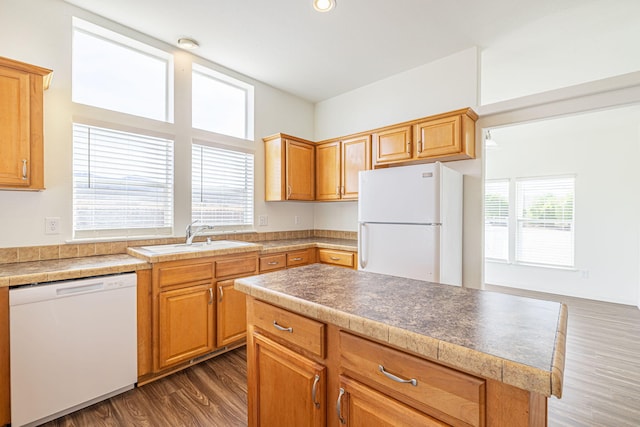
[43,287,640,427]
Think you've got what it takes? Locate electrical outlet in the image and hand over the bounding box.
[294,215,300,225]
[258,215,268,226]
[45,217,60,234]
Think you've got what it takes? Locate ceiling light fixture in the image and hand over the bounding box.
[177,38,199,49]
[313,0,336,12]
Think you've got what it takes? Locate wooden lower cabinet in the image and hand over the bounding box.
[317,248,355,269]
[245,297,548,427]
[337,376,447,427]
[259,248,315,273]
[157,282,214,370]
[250,334,326,427]
[216,279,247,347]
[0,287,9,426]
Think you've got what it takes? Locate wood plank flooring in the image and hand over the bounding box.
[42,287,640,426]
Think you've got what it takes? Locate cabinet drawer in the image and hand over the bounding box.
[286,249,313,267]
[215,255,258,278]
[259,254,286,272]
[318,249,354,268]
[157,262,213,288]
[340,332,485,427]
[251,300,325,358]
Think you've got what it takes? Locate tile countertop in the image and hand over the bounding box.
[0,254,150,287]
[0,237,358,287]
[235,263,568,399]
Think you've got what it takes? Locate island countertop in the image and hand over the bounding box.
[235,263,567,398]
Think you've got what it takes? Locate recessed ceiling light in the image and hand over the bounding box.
[177,38,199,49]
[313,0,336,12]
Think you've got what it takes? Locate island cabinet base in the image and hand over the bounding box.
[245,297,548,427]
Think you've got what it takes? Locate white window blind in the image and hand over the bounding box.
[516,176,575,267]
[484,180,510,261]
[192,143,254,228]
[73,124,174,238]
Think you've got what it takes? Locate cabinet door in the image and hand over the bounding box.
[414,115,461,159]
[0,67,30,187]
[286,139,315,200]
[216,279,247,347]
[337,376,448,427]
[251,334,326,427]
[341,135,371,200]
[0,288,9,426]
[373,125,413,165]
[157,283,214,370]
[316,141,341,201]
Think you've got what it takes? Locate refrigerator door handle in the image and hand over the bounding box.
[359,222,368,268]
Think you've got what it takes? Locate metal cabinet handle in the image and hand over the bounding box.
[208,288,213,305]
[336,186,340,196]
[378,365,417,386]
[218,286,223,302]
[407,141,411,154]
[312,374,321,409]
[287,185,292,198]
[273,321,293,333]
[267,261,280,265]
[341,186,345,196]
[418,140,423,153]
[336,387,346,424]
[290,257,303,261]
[330,256,341,261]
[22,159,27,180]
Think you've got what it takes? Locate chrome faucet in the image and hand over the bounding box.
[185,220,214,245]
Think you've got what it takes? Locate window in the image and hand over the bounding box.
[484,180,509,261]
[516,177,575,267]
[72,18,171,121]
[192,65,254,140]
[73,124,174,238]
[192,143,254,229]
[485,176,575,268]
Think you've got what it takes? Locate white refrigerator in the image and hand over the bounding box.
[358,162,463,286]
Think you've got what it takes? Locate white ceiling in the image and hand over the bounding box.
[64,0,590,103]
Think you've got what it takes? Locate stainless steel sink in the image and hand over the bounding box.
[138,240,254,254]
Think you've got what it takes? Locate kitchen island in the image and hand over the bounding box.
[236,264,567,427]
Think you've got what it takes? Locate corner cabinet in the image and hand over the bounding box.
[373,108,477,167]
[0,56,52,190]
[316,135,371,201]
[264,133,315,201]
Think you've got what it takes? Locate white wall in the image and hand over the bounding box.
[480,0,640,105]
[0,0,316,248]
[312,47,483,288]
[484,106,640,305]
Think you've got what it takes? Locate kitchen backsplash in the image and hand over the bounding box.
[0,229,357,264]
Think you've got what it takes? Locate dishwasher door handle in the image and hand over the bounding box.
[56,283,104,297]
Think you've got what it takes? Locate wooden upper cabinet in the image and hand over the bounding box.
[373,125,413,165]
[316,135,371,201]
[374,108,477,167]
[264,133,315,201]
[0,56,52,190]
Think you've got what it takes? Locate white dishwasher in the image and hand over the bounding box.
[10,273,137,427]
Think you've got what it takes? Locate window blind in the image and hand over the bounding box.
[192,143,254,228]
[516,176,575,267]
[73,123,174,237]
[484,179,510,261]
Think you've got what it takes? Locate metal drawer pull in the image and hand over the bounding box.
[330,256,341,261]
[267,261,280,265]
[312,374,321,408]
[336,387,346,424]
[218,286,223,302]
[290,257,303,261]
[22,159,28,180]
[208,288,213,305]
[378,365,418,386]
[273,321,293,333]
